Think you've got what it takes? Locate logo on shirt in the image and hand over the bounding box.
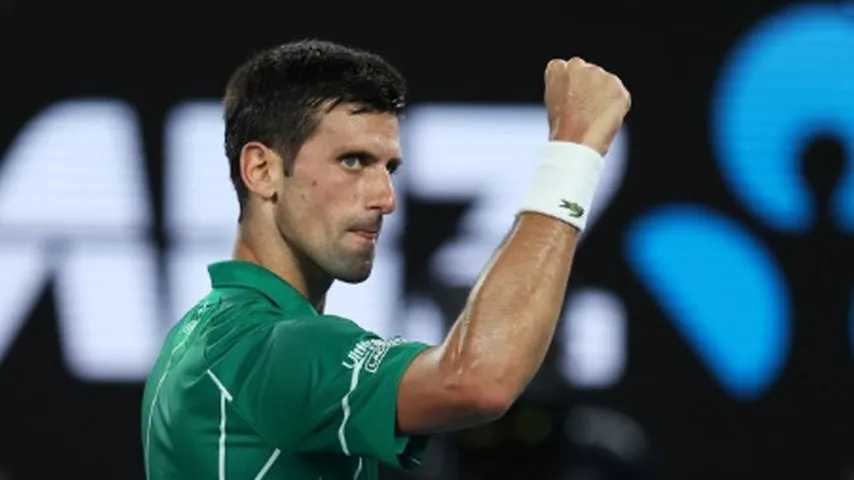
[342,337,407,373]
[559,199,584,218]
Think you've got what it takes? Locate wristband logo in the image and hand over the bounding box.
[560,199,585,218]
[626,5,854,400]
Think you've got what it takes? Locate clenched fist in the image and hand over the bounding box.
[544,57,631,155]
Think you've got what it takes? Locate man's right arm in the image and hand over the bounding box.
[396,57,631,435]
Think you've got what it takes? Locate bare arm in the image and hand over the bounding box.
[398,212,578,433]
[397,57,631,434]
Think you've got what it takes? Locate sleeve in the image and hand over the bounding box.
[218,314,432,470]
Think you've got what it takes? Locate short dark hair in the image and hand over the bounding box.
[223,39,407,220]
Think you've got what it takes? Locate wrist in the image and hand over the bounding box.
[518,141,605,231]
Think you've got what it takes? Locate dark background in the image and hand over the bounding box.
[1,2,852,479]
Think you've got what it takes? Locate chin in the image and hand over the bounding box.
[334,263,373,284]
[324,254,374,284]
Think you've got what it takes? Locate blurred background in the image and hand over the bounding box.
[1,1,853,478]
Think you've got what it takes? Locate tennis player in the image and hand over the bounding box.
[142,39,630,479]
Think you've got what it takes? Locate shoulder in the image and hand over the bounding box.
[199,293,290,362]
[265,314,373,350]
[265,314,428,368]
[204,311,366,354]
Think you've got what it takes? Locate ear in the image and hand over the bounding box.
[239,141,283,201]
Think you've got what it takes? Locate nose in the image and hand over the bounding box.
[366,166,396,215]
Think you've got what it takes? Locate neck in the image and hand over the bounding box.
[232,216,331,313]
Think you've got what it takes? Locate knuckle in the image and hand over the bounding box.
[621,83,631,101]
[568,56,585,67]
[606,73,624,90]
[546,58,565,70]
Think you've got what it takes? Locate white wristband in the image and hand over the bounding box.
[519,141,605,231]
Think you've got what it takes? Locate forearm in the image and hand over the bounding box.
[396,58,629,434]
[438,211,579,403]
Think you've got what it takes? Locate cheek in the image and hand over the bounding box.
[305,179,352,231]
[317,168,357,204]
[284,164,355,235]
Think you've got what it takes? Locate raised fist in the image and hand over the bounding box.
[544,57,631,155]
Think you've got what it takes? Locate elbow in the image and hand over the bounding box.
[463,384,516,423]
[435,342,519,426]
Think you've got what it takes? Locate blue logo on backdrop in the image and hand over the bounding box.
[627,207,789,399]
[713,5,854,233]
[627,5,854,400]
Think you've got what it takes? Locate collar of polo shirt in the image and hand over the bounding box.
[207,260,319,317]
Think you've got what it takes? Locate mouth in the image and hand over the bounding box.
[350,229,379,242]
[349,218,382,243]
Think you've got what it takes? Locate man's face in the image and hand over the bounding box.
[274,103,400,283]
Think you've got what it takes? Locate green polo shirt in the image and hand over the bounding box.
[141,260,431,479]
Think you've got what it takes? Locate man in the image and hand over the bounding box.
[142,39,630,479]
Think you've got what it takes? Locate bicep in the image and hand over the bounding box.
[396,345,504,435]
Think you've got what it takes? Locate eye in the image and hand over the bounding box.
[340,156,364,170]
[387,161,400,175]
